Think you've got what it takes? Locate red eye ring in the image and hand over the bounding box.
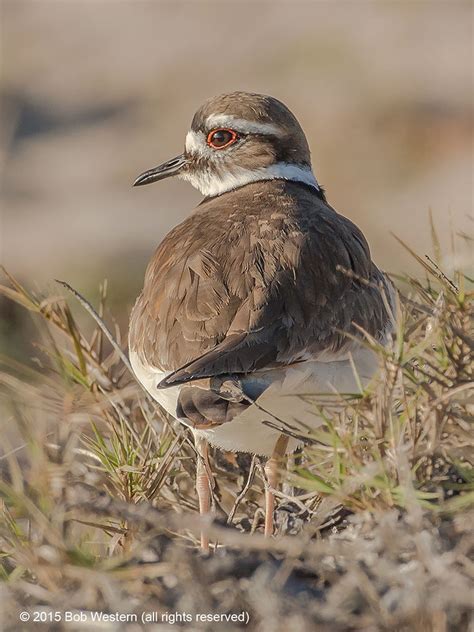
[206,128,238,149]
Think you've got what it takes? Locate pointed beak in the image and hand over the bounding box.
[133,153,187,187]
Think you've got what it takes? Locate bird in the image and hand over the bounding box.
[129,91,395,551]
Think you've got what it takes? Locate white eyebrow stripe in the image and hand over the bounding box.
[185,130,206,154]
[205,114,283,136]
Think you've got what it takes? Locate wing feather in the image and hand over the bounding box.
[129,181,393,385]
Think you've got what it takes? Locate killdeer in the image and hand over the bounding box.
[129,92,394,551]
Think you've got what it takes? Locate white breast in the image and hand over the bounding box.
[130,347,380,457]
[129,351,185,422]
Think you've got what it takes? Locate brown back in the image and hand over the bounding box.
[129,180,392,386]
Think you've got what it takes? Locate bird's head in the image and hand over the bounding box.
[133,91,319,197]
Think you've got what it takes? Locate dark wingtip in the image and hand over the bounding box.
[157,372,192,389]
[157,375,173,389]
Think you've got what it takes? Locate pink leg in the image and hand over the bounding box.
[195,437,212,552]
[264,434,289,537]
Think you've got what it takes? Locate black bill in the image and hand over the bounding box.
[133,154,187,187]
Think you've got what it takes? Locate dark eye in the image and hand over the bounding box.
[207,128,238,149]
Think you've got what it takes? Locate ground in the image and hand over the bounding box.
[0,256,472,631]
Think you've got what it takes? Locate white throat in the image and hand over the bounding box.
[180,162,319,197]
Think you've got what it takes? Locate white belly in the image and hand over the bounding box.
[130,348,380,457]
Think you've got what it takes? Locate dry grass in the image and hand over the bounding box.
[0,251,472,631]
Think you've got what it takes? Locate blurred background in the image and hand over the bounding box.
[1,0,472,357]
